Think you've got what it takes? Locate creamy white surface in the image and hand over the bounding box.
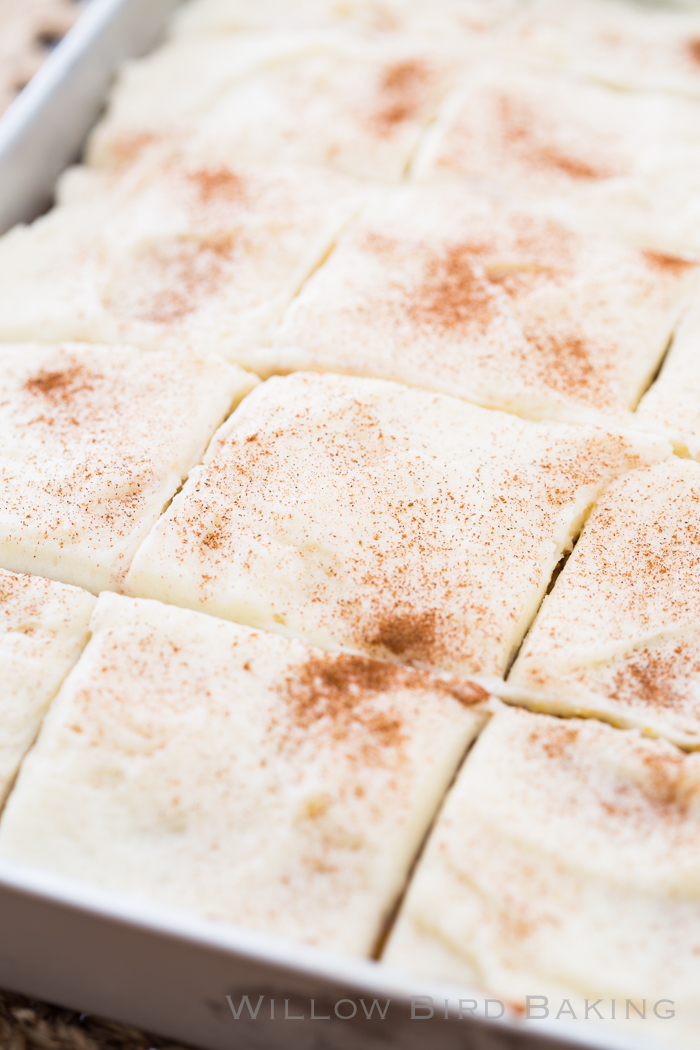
[0,568,94,802]
[0,200,111,346]
[89,33,460,183]
[85,34,292,169]
[508,457,700,749]
[169,0,524,41]
[0,158,364,362]
[182,40,459,183]
[0,342,256,593]
[0,592,490,956]
[502,0,700,98]
[637,295,700,458]
[126,371,669,679]
[266,185,698,425]
[411,58,700,254]
[384,704,700,1047]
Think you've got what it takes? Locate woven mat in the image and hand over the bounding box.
[0,988,199,1050]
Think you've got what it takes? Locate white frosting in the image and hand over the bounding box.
[637,294,700,458]
[86,34,305,170]
[266,185,699,425]
[0,568,94,802]
[508,457,700,749]
[89,33,460,183]
[411,58,700,254]
[0,342,256,593]
[0,591,490,955]
[384,703,700,1047]
[502,0,700,98]
[0,159,364,362]
[184,40,459,182]
[169,0,524,41]
[125,371,670,679]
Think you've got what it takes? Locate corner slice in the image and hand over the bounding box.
[0,569,94,804]
[265,185,698,425]
[508,458,700,750]
[0,342,256,593]
[0,198,112,346]
[125,371,670,679]
[384,704,700,1047]
[0,592,491,956]
[84,34,287,170]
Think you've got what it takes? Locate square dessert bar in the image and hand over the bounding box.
[126,371,669,680]
[84,34,286,170]
[636,295,700,459]
[508,457,700,750]
[0,592,491,956]
[266,185,698,425]
[88,33,460,182]
[384,704,700,1048]
[0,158,364,362]
[0,342,255,593]
[411,59,700,253]
[0,568,94,803]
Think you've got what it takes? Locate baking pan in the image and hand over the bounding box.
[0,2,687,1048]
[0,858,672,1050]
[0,0,180,234]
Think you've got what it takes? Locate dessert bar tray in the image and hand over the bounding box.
[0,3,681,1049]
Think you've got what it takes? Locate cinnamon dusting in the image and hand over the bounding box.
[528,721,580,761]
[636,748,690,817]
[382,60,426,94]
[200,527,226,551]
[642,250,698,276]
[496,94,618,183]
[363,609,438,662]
[282,652,406,753]
[119,235,235,325]
[372,59,431,132]
[24,365,95,404]
[109,131,159,166]
[535,148,607,182]
[526,714,693,825]
[403,218,572,336]
[610,643,698,713]
[186,165,246,204]
[281,650,486,751]
[524,326,610,405]
[408,244,497,332]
